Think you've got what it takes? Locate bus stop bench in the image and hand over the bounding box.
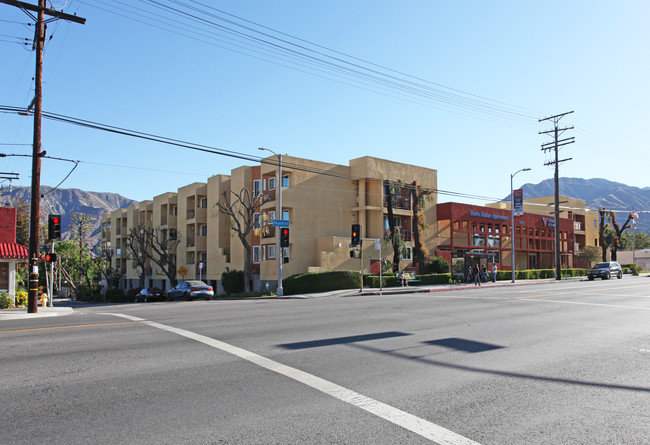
[396,271,421,286]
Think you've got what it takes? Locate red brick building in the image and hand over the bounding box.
[435,202,574,272]
[0,207,28,301]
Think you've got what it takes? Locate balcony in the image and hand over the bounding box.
[384,229,411,242]
[262,226,276,239]
[383,196,411,210]
[573,221,583,231]
[264,190,276,202]
[187,209,195,220]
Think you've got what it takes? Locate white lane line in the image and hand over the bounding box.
[100,312,480,445]
[518,299,650,310]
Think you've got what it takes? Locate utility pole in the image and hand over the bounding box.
[539,111,574,281]
[0,0,85,312]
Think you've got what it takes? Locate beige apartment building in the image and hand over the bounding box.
[102,156,438,294]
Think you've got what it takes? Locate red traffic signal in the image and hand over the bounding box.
[280,228,290,248]
[48,214,62,241]
[45,252,57,263]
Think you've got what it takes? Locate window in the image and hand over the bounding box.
[267,211,275,222]
[487,235,500,247]
[254,180,262,197]
[253,213,260,229]
[268,244,276,259]
[401,246,412,261]
[172,205,177,216]
[282,210,290,221]
[200,197,207,208]
[199,224,207,236]
[488,251,500,263]
[472,234,485,247]
[488,223,492,232]
[253,246,260,263]
[383,216,401,229]
[480,223,485,232]
[282,174,290,188]
[269,177,276,190]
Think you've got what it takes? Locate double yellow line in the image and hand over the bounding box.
[0,320,140,334]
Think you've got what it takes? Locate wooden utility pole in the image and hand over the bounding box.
[539,111,574,281]
[0,0,85,312]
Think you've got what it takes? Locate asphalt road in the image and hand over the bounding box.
[1,277,649,444]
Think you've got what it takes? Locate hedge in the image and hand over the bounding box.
[283,270,360,295]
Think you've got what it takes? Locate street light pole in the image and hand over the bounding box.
[511,168,531,283]
[259,147,283,296]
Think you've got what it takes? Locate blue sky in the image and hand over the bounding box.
[1,1,649,204]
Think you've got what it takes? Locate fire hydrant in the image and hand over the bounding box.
[40,293,48,307]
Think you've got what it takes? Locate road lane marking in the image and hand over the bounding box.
[0,321,140,334]
[516,283,650,300]
[100,312,480,445]
[517,299,650,310]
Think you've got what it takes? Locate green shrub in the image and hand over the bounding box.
[284,271,360,295]
[15,289,27,307]
[419,273,451,285]
[222,270,245,295]
[425,257,450,274]
[105,288,126,302]
[0,292,12,309]
[630,263,641,276]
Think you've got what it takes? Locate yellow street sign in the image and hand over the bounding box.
[178,266,187,277]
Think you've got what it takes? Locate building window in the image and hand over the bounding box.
[282,174,290,188]
[200,197,207,208]
[269,177,276,190]
[267,211,275,222]
[253,246,260,263]
[268,244,276,259]
[172,206,177,216]
[254,179,262,197]
[384,216,401,229]
[472,234,485,247]
[401,246,412,261]
[488,223,492,232]
[253,213,260,229]
[199,225,207,236]
[282,210,290,221]
[487,235,500,247]
[488,251,500,263]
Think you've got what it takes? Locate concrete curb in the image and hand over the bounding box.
[0,306,74,320]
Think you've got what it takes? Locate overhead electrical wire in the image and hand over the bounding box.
[80,0,543,129]
[0,104,501,202]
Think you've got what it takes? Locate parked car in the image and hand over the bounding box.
[167,280,214,301]
[134,288,165,302]
[587,261,623,280]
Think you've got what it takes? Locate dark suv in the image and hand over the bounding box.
[587,261,622,280]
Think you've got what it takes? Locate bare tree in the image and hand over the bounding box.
[145,227,181,289]
[609,211,634,261]
[124,227,149,289]
[215,187,267,293]
[94,227,117,292]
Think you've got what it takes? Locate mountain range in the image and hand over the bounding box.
[1,186,137,248]
[2,177,647,249]
[505,177,650,233]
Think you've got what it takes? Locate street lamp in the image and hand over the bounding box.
[259,147,284,296]
[511,168,531,283]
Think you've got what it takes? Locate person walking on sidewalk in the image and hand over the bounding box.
[473,264,480,286]
[491,264,497,283]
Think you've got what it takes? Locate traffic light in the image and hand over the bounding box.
[45,252,57,263]
[48,214,61,241]
[351,224,361,245]
[280,228,290,248]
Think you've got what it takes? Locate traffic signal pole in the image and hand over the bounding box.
[0,0,86,312]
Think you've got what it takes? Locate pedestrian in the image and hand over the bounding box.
[398,270,407,287]
[481,266,488,282]
[491,264,497,283]
[473,264,480,286]
[466,265,472,284]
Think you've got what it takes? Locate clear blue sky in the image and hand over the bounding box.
[1,1,649,204]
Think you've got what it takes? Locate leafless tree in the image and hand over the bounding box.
[215,187,267,293]
[609,211,634,261]
[124,227,149,289]
[145,227,181,289]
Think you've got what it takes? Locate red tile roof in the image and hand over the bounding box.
[0,243,29,259]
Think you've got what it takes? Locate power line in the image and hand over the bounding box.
[0,104,502,202]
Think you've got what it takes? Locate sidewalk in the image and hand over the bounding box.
[0,303,74,320]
